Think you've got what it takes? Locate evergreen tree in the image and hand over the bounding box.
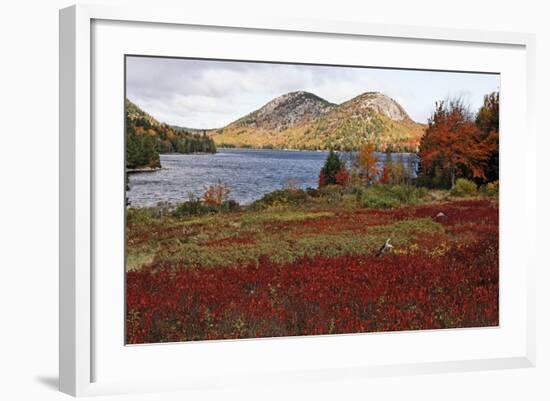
[319,150,344,187]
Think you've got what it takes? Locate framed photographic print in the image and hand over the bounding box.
[59,4,536,396]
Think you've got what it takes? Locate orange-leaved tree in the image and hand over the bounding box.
[419,99,492,189]
[357,142,380,185]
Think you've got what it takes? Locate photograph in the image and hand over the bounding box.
[124,56,500,344]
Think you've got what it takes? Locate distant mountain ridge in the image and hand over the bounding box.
[233,91,336,131]
[210,91,425,151]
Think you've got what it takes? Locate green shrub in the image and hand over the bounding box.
[482,180,499,197]
[451,178,477,197]
[416,169,452,189]
[319,184,344,195]
[306,187,321,198]
[127,202,176,224]
[149,201,174,219]
[252,189,309,210]
[361,190,400,209]
[318,184,345,204]
[219,199,241,212]
[172,199,240,217]
[388,185,428,203]
[360,185,428,209]
[341,194,359,208]
[126,207,156,225]
[349,185,365,201]
[172,199,218,217]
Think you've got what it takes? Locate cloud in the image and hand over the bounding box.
[126,56,500,128]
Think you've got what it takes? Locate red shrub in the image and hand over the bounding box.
[126,200,499,343]
[335,167,350,187]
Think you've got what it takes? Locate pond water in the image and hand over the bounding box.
[127,148,418,207]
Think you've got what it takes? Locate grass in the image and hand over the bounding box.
[126,188,490,271]
[239,210,334,224]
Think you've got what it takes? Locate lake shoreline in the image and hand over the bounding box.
[127,149,419,207]
[126,166,162,174]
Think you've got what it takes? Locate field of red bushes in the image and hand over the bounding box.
[126,199,498,344]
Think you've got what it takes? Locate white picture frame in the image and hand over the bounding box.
[59,4,536,397]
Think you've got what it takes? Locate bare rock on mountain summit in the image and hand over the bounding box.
[234,91,336,131]
[339,92,411,122]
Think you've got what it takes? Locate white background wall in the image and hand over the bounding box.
[0,0,547,400]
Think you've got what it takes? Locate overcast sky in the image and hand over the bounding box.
[126,56,500,129]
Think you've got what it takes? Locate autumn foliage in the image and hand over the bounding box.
[126,200,498,344]
[418,95,499,188]
[334,167,350,186]
[125,92,501,345]
[380,166,391,184]
[203,181,231,206]
[357,143,380,184]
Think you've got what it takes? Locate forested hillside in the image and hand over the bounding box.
[126,99,216,169]
[210,91,425,151]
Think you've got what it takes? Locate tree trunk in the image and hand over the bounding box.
[451,168,456,189]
